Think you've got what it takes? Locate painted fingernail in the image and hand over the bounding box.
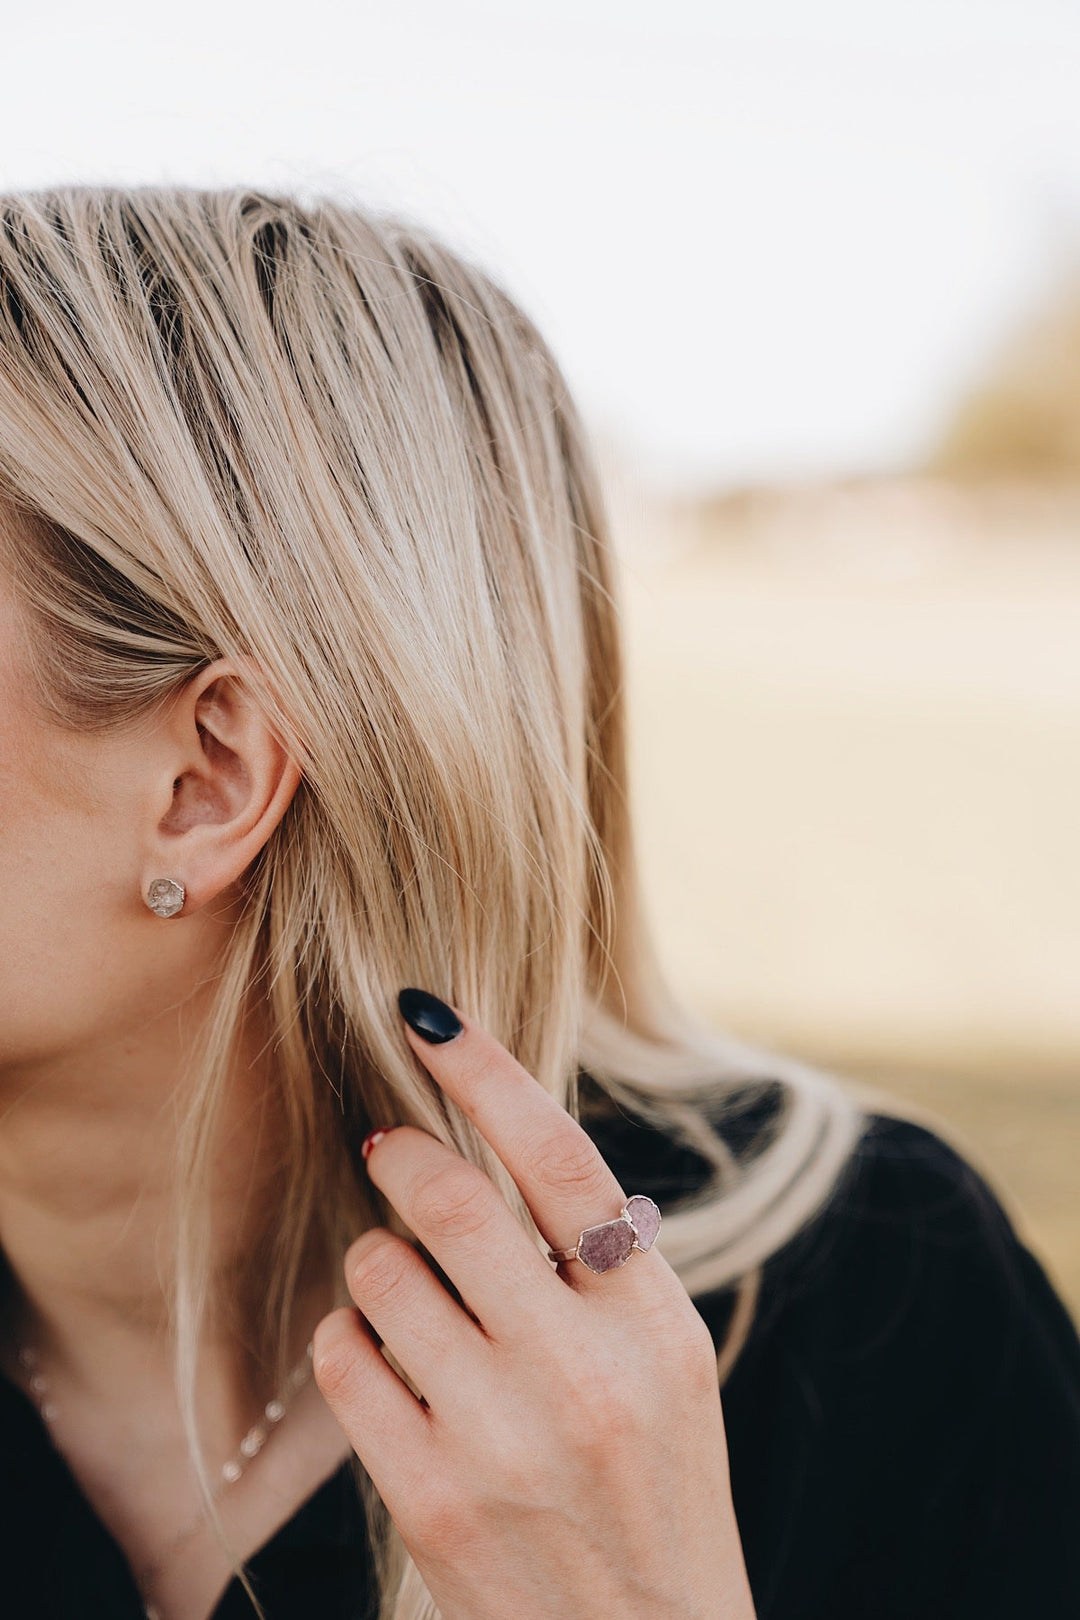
[398,988,464,1044]
[360,1128,392,1160]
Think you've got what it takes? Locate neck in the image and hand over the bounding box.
[0,978,331,1422]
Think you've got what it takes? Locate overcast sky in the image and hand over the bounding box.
[3,0,1079,493]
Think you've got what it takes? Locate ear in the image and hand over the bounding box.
[141,658,303,917]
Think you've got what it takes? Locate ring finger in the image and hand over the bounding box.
[394,994,670,1305]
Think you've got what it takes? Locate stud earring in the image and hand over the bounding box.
[145,878,186,918]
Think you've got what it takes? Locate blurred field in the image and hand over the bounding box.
[613,474,1080,1320]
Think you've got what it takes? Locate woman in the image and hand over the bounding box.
[0,186,1075,1620]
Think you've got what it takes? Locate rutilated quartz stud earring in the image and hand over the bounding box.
[145,878,186,918]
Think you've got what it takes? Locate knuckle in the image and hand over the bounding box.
[412,1164,493,1242]
[645,1298,720,1384]
[678,1314,722,1380]
[528,1127,612,1202]
[348,1237,416,1311]
[312,1334,360,1404]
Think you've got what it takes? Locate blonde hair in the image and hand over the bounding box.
[0,185,895,1619]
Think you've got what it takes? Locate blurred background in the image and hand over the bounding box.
[3,1,1077,1314]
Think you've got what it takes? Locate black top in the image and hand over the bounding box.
[3,1092,1079,1619]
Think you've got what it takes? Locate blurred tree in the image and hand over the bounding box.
[933,264,1080,479]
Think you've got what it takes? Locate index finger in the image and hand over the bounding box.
[395,988,662,1288]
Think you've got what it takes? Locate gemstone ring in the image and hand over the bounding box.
[546,1195,662,1275]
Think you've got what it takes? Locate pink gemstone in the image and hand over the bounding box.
[625,1196,661,1250]
[577,1217,635,1274]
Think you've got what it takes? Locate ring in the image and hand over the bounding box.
[547,1195,662,1275]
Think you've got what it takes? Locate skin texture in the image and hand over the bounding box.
[313,1008,758,1620]
[0,567,756,1618]
[0,571,351,1620]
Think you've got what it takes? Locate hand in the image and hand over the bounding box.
[312,991,757,1620]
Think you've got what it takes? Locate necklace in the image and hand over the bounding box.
[14,1336,316,1620]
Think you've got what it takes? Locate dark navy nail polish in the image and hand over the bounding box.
[398,988,464,1044]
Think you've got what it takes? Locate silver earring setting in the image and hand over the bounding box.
[145,878,186,918]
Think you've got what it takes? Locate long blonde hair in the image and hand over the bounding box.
[0,185,894,1618]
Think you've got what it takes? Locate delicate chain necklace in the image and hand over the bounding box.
[14,1336,316,1620]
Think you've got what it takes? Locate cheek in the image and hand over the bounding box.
[0,713,140,1069]
[0,783,110,1064]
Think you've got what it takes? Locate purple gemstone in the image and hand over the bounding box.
[577,1217,635,1274]
[625,1195,661,1250]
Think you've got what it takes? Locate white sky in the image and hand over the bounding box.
[3,0,1080,493]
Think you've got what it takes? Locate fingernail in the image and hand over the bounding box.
[360,1128,392,1160]
[397,988,464,1044]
